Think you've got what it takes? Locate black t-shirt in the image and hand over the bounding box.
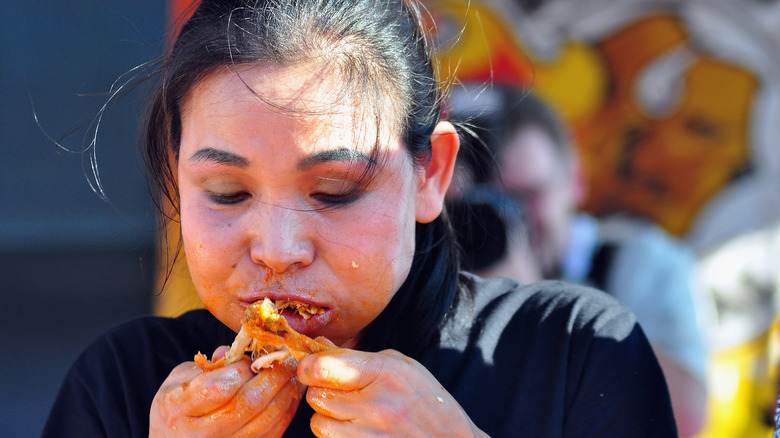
[43,276,677,437]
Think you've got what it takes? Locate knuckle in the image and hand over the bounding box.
[161,385,181,405]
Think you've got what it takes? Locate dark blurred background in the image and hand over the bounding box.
[0,2,167,436]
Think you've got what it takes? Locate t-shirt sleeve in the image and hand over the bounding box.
[561,291,678,437]
[42,311,231,438]
[42,333,139,438]
[435,277,678,437]
[42,360,111,437]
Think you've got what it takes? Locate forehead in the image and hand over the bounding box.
[189,63,347,121]
[182,62,399,150]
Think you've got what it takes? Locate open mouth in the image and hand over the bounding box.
[195,297,336,373]
[275,299,325,320]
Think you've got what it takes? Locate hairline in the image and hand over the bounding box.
[178,59,413,167]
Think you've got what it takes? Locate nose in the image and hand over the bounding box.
[249,202,315,273]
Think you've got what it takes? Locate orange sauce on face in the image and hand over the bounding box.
[197,289,244,333]
[199,293,228,311]
[198,292,234,314]
[293,285,320,298]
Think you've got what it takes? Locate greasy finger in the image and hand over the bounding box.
[310,412,361,438]
[153,362,207,415]
[313,336,338,349]
[160,361,206,388]
[298,350,385,391]
[212,345,231,361]
[169,360,254,416]
[305,386,362,421]
[233,378,304,437]
[208,357,299,423]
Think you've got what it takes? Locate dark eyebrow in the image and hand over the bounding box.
[297,148,375,171]
[189,147,250,168]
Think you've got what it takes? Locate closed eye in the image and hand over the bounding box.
[310,176,365,207]
[209,191,250,205]
[311,191,361,206]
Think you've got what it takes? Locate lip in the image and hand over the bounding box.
[238,292,333,335]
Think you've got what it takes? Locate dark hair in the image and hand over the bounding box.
[143,0,462,362]
[498,89,571,163]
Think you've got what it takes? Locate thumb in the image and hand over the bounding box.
[298,349,398,391]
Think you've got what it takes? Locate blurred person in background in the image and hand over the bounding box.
[445,93,542,283]
[447,180,542,283]
[450,86,707,437]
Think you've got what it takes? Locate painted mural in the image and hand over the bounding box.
[427,0,780,254]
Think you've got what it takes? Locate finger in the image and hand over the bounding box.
[212,345,231,361]
[160,361,206,388]
[308,378,469,437]
[298,349,397,391]
[313,336,338,349]
[305,386,360,421]
[169,359,255,416]
[305,383,413,429]
[234,377,304,437]
[207,356,300,423]
[310,412,363,438]
[153,361,205,413]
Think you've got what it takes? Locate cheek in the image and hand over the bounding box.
[180,206,248,332]
[180,196,241,294]
[180,203,212,277]
[324,215,415,346]
[345,201,416,305]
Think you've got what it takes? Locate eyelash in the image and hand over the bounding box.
[208,192,250,205]
[311,191,362,206]
[207,190,362,207]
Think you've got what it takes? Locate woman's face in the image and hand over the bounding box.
[177,63,423,348]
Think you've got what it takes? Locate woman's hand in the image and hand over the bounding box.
[149,349,304,437]
[297,349,489,437]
